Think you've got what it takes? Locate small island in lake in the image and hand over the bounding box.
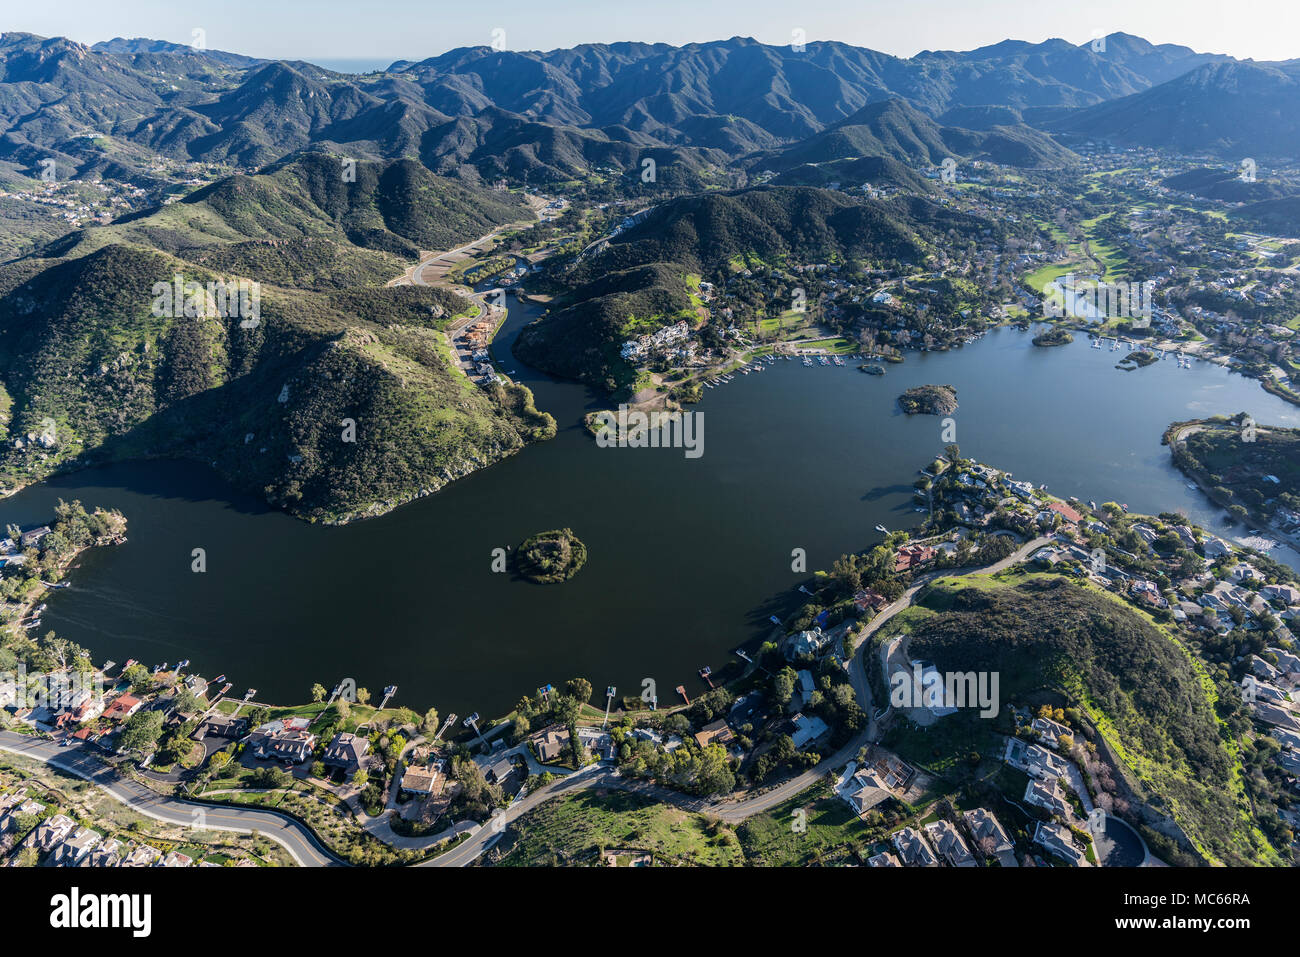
[897,384,958,415]
[1116,350,1159,371]
[1032,328,1074,347]
[516,528,588,583]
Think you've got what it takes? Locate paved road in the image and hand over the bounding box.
[0,730,344,867]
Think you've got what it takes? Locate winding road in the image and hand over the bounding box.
[0,730,344,867]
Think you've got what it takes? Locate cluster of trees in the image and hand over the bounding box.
[0,500,126,604]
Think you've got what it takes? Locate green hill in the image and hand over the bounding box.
[515,184,988,390]
[0,156,555,522]
[888,574,1279,865]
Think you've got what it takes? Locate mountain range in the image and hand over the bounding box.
[1,29,1294,193]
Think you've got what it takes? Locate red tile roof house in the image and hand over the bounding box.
[102,694,143,722]
[1048,502,1083,525]
[894,543,936,574]
[853,589,890,614]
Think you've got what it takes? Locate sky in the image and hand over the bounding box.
[4,0,1298,64]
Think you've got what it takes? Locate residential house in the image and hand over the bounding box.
[486,756,517,785]
[893,826,939,866]
[1263,584,1300,605]
[321,732,370,771]
[53,826,101,866]
[27,813,76,854]
[102,694,143,722]
[532,727,570,764]
[1031,716,1072,749]
[1034,821,1088,866]
[789,713,829,750]
[246,717,317,763]
[787,627,831,659]
[78,839,122,868]
[866,850,902,866]
[120,844,162,867]
[1024,778,1071,818]
[1203,537,1231,560]
[925,819,976,867]
[694,719,735,749]
[964,808,1013,856]
[399,761,445,796]
[895,543,937,573]
[197,713,248,740]
[0,797,45,835]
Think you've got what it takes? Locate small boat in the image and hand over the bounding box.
[1187,483,1198,490]
[875,524,889,533]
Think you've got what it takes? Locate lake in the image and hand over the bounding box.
[4,305,1297,718]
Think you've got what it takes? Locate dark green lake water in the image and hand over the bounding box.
[4,304,1297,717]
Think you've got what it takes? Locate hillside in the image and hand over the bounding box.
[52,152,527,287]
[515,185,989,389]
[419,107,729,187]
[1049,61,1300,159]
[755,99,1076,173]
[0,157,555,522]
[891,575,1277,865]
[770,154,932,193]
[1163,167,1294,203]
[1231,197,1300,237]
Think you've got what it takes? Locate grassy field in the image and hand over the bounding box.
[494,788,745,866]
[735,782,873,866]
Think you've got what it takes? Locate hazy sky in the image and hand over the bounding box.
[5,0,1298,63]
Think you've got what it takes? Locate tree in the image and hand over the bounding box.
[310,683,326,703]
[119,710,165,753]
[512,713,531,743]
[171,688,199,716]
[122,662,149,691]
[773,668,796,709]
[565,678,593,705]
[422,707,441,736]
[356,687,371,706]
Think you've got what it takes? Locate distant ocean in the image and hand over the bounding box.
[309,57,401,74]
